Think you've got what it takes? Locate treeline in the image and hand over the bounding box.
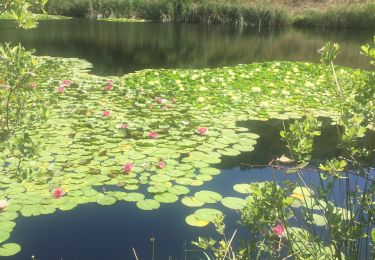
[42,0,375,28]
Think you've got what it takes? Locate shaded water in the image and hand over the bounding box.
[0,19,374,76]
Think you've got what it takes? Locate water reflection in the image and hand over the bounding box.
[0,19,373,75]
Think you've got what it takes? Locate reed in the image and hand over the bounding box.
[44,0,375,28]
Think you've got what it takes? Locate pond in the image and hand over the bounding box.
[3,120,345,260]
[0,19,374,259]
[0,19,374,75]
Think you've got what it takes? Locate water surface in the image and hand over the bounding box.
[0,19,373,75]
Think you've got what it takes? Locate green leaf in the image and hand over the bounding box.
[136,199,160,211]
[221,197,246,210]
[0,243,21,256]
[194,190,222,203]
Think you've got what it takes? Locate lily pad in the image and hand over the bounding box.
[181,196,205,207]
[221,197,246,210]
[194,208,223,222]
[0,243,21,257]
[154,193,179,203]
[233,183,252,194]
[185,214,209,227]
[136,199,160,211]
[123,192,145,202]
[97,195,117,206]
[194,190,222,203]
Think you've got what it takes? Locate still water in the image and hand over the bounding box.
[0,19,374,75]
[0,19,374,259]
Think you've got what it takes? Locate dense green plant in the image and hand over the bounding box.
[192,38,375,259]
[293,2,375,28]
[0,44,59,180]
[0,44,46,139]
[0,0,48,28]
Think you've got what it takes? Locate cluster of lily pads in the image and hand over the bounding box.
[0,57,357,256]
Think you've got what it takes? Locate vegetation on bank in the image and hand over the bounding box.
[0,12,71,21]
[41,0,375,28]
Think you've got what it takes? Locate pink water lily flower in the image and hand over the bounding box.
[120,123,129,129]
[197,127,208,136]
[57,86,65,93]
[0,199,9,210]
[156,160,166,169]
[102,111,110,117]
[107,80,114,85]
[156,97,167,104]
[52,188,65,199]
[123,162,135,173]
[272,224,285,237]
[105,85,113,91]
[31,82,37,89]
[172,98,177,104]
[61,80,72,86]
[148,131,158,139]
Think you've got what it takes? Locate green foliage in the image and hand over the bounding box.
[293,2,375,28]
[192,215,241,259]
[280,116,321,162]
[0,0,49,28]
[45,0,289,26]
[193,38,375,259]
[0,44,45,140]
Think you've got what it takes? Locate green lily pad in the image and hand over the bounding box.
[147,185,168,194]
[185,214,209,227]
[221,197,246,210]
[312,214,326,226]
[168,185,190,195]
[136,199,160,211]
[233,183,252,194]
[0,243,21,257]
[194,208,223,222]
[181,196,205,207]
[154,193,179,203]
[200,167,220,176]
[97,195,117,206]
[194,190,222,203]
[0,230,10,243]
[123,192,145,202]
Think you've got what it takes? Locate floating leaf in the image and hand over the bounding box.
[181,196,205,207]
[233,184,252,194]
[195,190,222,203]
[154,193,179,203]
[194,208,223,222]
[0,231,10,243]
[221,197,246,210]
[97,195,117,206]
[168,185,190,195]
[136,199,160,211]
[312,214,326,226]
[123,192,145,202]
[0,243,21,257]
[185,214,209,227]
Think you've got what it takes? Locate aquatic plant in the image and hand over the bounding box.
[192,38,375,259]
[0,35,373,257]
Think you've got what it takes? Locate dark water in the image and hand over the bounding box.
[0,19,374,76]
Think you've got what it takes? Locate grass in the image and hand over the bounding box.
[294,2,375,28]
[1,0,374,28]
